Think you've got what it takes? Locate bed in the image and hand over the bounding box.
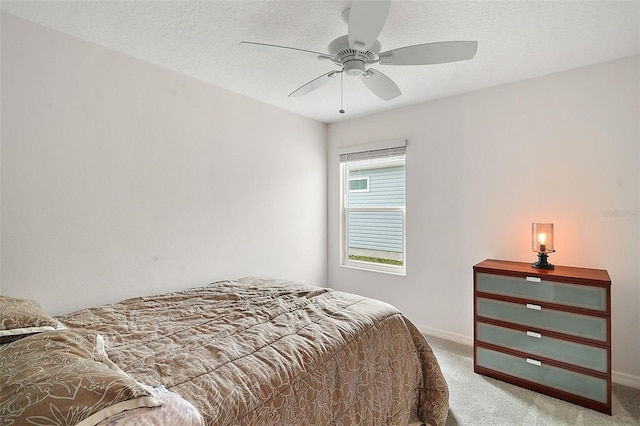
[1,277,449,425]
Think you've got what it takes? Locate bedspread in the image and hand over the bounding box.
[56,277,449,425]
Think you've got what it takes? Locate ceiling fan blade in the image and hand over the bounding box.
[360,69,401,101]
[348,0,391,52]
[289,71,340,97]
[240,41,331,61]
[379,41,478,65]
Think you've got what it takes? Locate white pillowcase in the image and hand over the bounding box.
[96,385,205,426]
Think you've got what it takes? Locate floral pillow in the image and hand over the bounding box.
[0,329,163,426]
[0,296,60,343]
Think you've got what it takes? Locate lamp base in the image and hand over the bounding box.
[532,252,554,269]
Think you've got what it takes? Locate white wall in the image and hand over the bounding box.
[0,14,327,314]
[328,56,640,384]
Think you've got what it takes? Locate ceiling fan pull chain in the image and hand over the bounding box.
[339,71,345,114]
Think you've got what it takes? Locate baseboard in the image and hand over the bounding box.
[415,324,473,347]
[613,371,640,389]
[416,324,640,390]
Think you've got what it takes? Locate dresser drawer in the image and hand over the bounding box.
[476,346,608,404]
[476,321,608,373]
[476,272,607,311]
[476,298,607,342]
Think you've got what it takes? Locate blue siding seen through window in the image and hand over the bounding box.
[348,211,403,252]
[348,166,405,206]
[347,165,405,253]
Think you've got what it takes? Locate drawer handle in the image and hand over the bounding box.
[526,331,542,338]
[526,276,542,283]
[526,303,542,311]
[526,358,542,367]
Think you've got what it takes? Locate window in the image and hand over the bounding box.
[340,141,406,275]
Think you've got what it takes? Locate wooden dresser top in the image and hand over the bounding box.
[474,259,611,285]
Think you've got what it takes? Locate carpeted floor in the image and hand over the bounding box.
[425,335,640,426]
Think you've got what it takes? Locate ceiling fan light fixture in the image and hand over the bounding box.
[344,59,366,76]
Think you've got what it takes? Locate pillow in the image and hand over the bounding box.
[0,329,163,426]
[96,386,205,426]
[0,295,59,343]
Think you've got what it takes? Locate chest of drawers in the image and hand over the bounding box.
[473,259,611,414]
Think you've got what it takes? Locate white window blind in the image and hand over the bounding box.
[339,145,406,163]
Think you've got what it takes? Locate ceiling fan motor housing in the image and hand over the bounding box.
[328,35,380,76]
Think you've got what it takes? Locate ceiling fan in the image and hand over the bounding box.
[240,0,478,108]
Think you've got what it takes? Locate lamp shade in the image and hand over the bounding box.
[532,223,554,253]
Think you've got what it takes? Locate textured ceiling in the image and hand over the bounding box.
[2,1,639,123]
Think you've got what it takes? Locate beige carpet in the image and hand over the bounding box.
[425,335,640,426]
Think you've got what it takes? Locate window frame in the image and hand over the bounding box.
[339,140,406,276]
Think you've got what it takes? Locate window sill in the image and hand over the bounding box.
[340,261,406,276]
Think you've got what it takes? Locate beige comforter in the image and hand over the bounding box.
[56,277,449,425]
